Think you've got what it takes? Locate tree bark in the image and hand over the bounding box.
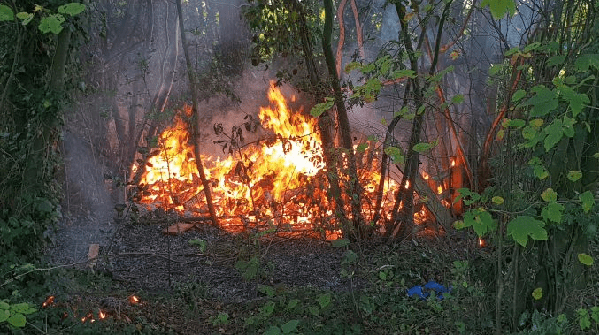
[323,0,366,238]
[176,0,218,226]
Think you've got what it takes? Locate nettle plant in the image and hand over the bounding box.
[0,2,85,34]
[455,39,599,326]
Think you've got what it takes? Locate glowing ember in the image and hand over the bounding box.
[437,186,443,194]
[478,238,486,247]
[42,295,55,308]
[99,310,107,319]
[128,295,140,305]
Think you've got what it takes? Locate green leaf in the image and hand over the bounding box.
[7,313,26,328]
[562,89,589,118]
[523,42,541,53]
[481,0,516,19]
[412,140,438,153]
[39,14,65,34]
[489,64,504,76]
[451,94,464,104]
[504,118,525,128]
[384,147,404,165]
[578,253,594,266]
[543,119,563,152]
[533,164,549,180]
[527,86,558,117]
[281,320,299,334]
[342,250,358,264]
[532,287,543,300]
[11,303,35,315]
[578,308,591,330]
[492,196,504,205]
[0,309,9,323]
[391,69,416,79]
[356,142,368,153]
[547,55,565,66]
[541,202,564,224]
[567,171,582,182]
[58,3,86,16]
[511,89,526,103]
[579,191,595,214]
[575,54,599,72]
[463,208,496,237]
[591,306,599,324]
[541,188,557,202]
[318,293,331,309]
[345,62,361,73]
[507,216,548,247]
[16,12,34,26]
[258,285,275,298]
[562,116,576,137]
[453,220,465,230]
[310,98,334,118]
[264,326,282,335]
[287,299,299,310]
[331,239,350,248]
[0,4,13,21]
[521,126,537,140]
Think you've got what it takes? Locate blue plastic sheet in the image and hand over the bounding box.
[407,280,451,300]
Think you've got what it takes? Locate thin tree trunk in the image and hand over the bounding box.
[176,0,218,226]
[323,0,366,238]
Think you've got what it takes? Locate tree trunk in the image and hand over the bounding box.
[323,0,366,238]
[176,0,218,226]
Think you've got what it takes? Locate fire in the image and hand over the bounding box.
[437,185,443,194]
[135,82,435,235]
[42,295,55,308]
[128,295,140,305]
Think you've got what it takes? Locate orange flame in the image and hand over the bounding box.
[128,295,140,305]
[136,83,428,234]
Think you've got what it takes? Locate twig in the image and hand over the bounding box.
[1,261,90,288]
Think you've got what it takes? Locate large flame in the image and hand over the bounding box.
[136,83,428,236]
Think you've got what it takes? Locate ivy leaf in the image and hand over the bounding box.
[561,87,590,117]
[0,4,13,21]
[541,202,564,224]
[579,191,595,214]
[541,188,557,202]
[532,287,543,300]
[507,216,548,247]
[578,253,594,266]
[481,0,516,19]
[39,14,65,34]
[527,86,558,117]
[57,3,86,16]
[567,171,582,182]
[543,118,563,152]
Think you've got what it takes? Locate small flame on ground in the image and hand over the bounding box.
[128,295,140,305]
[451,158,456,167]
[437,186,443,194]
[404,180,410,189]
[478,238,486,247]
[99,310,107,319]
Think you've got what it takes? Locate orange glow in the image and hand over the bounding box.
[478,238,486,247]
[451,158,456,167]
[404,180,410,189]
[42,295,55,308]
[437,186,443,194]
[421,171,429,180]
[99,310,107,319]
[128,295,140,305]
